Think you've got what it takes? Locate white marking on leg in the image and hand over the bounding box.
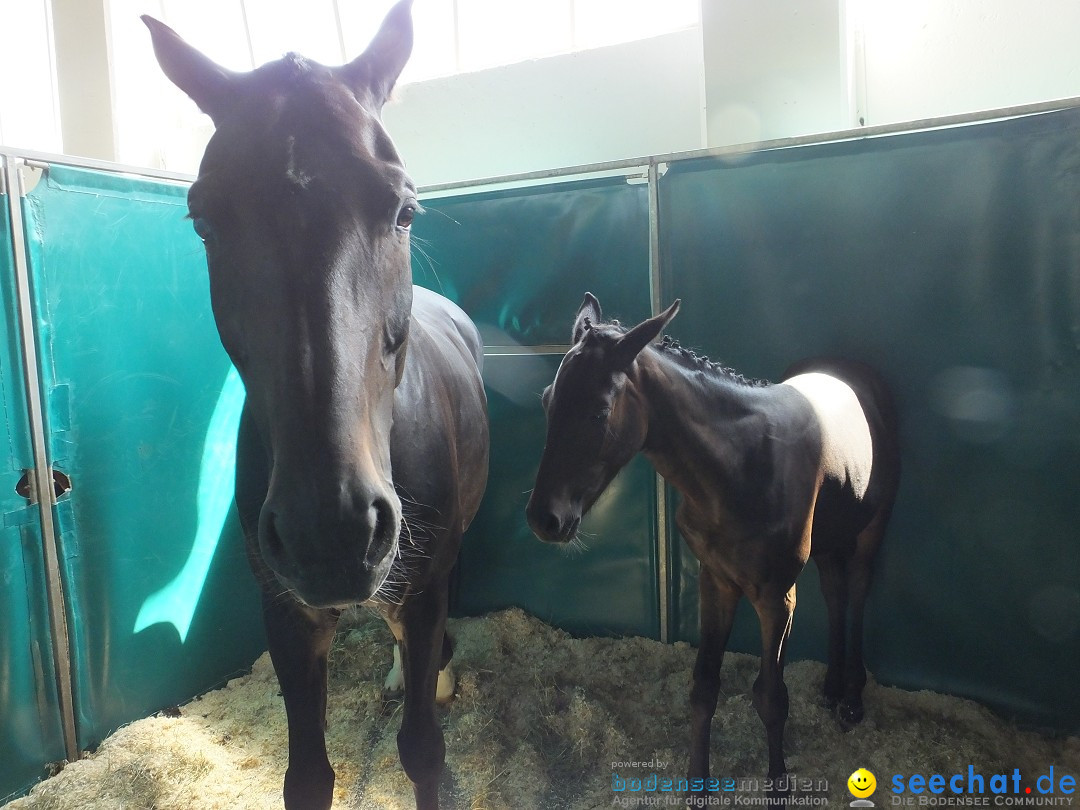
[383,641,404,694]
[436,662,456,704]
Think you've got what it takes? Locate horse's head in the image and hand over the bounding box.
[526,293,680,543]
[145,2,417,607]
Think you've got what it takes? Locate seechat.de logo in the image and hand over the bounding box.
[849,768,878,807]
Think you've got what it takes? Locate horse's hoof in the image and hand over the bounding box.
[283,762,335,810]
[838,699,864,729]
[765,780,792,810]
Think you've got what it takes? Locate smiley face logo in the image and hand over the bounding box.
[848,768,877,798]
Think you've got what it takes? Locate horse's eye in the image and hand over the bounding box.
[396,204,416,230]
[191,216,214,243]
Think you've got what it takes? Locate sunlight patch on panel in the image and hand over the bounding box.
[133,366,245,642]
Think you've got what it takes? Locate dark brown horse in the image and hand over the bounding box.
[526,293,899,802]
[144,4,488,808]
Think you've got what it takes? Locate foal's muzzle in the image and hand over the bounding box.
[525,495,581,544]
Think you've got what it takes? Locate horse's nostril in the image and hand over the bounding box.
[566,515,581,538]
[528,504,572,544]
[542,511,561,536]
[364,496,397,567]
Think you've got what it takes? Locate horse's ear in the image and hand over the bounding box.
[612,299,681,369]
[142,16,238,125]
[572,292,603,344]
[341,0,414,113]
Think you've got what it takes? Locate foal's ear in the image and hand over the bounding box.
[572,292,603,344]
[341,0,414,113]
[612,299,681,369]
[142,16,238,125]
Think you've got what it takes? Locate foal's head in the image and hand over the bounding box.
[526,293,680,543]
[145,2,417,606]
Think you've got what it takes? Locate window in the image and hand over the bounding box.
[123,0,699,83]
[0,0,62,152]
[107,0,699,170]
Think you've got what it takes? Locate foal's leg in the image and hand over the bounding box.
[749,584,796,786]
[263,593,341,810]
[383,619,456,704]
[841,510,888,725]
[688,570,740,790]
[398,581,451,810]
[815,553,849,711]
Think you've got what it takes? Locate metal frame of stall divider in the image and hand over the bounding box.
[0,149,199,770]
[4,89,1080,769]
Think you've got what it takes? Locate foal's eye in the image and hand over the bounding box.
[396,203,417,230]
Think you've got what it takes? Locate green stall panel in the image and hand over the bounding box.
[413,177,660,637]
[659,108,1080,730]
[414,177,652,346]
[20,165,265,750]
[0,179,67,801]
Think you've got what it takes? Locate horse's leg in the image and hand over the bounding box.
[235,411,339,810]
[688,569,741,792]
[749,583,796,804]
[815,553,849,711]
[398,581,450,810]
[262,593,341,810]
[840,509,888,726]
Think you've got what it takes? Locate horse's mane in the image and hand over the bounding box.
[603,319,770,388]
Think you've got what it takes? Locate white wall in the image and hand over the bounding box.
[701,0,846,147]
[384,28,705,187]
[856,0,1080,126]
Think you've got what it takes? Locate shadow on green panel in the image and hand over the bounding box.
[454,354,660,640]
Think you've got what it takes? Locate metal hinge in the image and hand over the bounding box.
[17,161,47,196]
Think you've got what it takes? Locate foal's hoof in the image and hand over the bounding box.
[838,699,864,729]
[381,685,405,704]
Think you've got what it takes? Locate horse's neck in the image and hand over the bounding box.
[634,349,769,511]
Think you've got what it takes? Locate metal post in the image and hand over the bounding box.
[3,156,80,763]
[647,160,670,644]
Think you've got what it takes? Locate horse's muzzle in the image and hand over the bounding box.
[259,492,400,607]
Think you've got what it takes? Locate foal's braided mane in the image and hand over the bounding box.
[604,318,770,388]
